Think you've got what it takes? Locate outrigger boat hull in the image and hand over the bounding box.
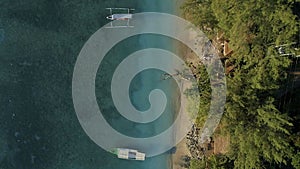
[111,148,146,161]
[106,14,132,20]
[105,8,135,28]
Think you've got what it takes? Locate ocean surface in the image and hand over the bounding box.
[0,0,183,169]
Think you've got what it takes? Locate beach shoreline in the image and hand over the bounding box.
[130,0,191,168]
[168,1,196,169]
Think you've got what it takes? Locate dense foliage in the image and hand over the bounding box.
[182,0,300,168]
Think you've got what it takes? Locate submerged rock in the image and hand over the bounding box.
[34,134,41,141]
[14,131,20,137]
[31,154,36,164]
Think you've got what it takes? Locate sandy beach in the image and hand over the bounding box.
[166,0,199,168]
[170,73,195,169]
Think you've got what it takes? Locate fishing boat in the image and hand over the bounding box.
[105,8,135,28]
[111,148,146,161]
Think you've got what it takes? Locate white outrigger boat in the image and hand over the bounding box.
[105,8,135,28]
[111,148,146,161]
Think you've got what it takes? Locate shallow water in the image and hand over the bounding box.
[0,0,183,169]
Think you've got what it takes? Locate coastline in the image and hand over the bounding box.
[131,1,187,169]
[168,0,194,168]
[99,0,191,168]
[135,0,191,168]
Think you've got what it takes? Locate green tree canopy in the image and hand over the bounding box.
[182,0,299,168]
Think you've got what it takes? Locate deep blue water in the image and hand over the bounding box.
[0,0,183,169]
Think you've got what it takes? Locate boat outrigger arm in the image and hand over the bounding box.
[105,8,135,28]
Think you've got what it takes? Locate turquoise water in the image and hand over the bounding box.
[97,34,181,138]
[0,0,183,169]
[95,31,182,169]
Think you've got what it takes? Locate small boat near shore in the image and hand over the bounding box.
[111,148,146,161]
[105,8,135,28]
